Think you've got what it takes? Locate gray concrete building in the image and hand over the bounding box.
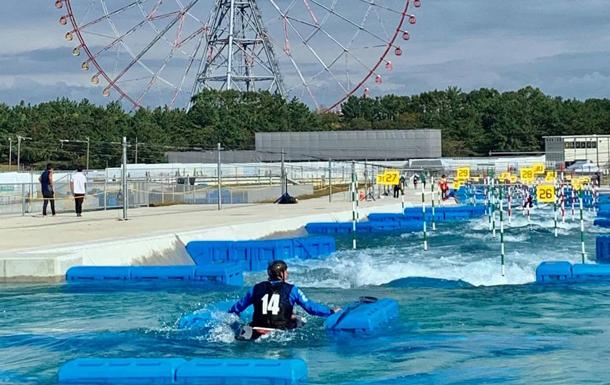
[255,129,441,161]
[167,129,441,163]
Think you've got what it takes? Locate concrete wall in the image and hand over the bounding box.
[0,202,405,281]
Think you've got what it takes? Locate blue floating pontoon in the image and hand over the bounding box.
[58,358,186,384]
[305,221,421,235]
[186,236,335,269]
[129,266,195,281]
[535,261,573,283]
[193,263,243,286]
[324,297,399,334]
[401,212,444,222]
[367,213,408,222]
[176,358,307,384]
[597,203,610,217]
[58,358,307,385]
[572,264,610,281]
[66,264,243,286]
[597,236,610,264]
[536,261,610,283]
[401,205,486,222]
[594,218,610,228]
[65,266,131,281]
[598,195,610,205]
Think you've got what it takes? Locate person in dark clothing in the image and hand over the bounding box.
[229,260,339,340]
[595,172,601,187]
[393,183,401,198]
[39,163,55,216]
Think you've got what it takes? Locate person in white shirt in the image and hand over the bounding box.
[70,166,87,217]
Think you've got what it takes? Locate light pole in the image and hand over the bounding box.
[59,138,90,169]
[122,137,128,220]
[86,137,90,170]
[217,142,222,211]
[8,137,12,170]
[16,135,32,171]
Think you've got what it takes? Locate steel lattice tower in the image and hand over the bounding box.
[192,0,285,99]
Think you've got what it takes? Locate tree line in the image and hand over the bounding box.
[0,86,609,169]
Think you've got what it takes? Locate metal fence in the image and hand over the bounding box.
[0,161,362,216]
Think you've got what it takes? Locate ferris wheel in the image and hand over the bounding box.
[55,0,422,110]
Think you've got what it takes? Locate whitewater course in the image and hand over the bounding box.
[3,184,610,385]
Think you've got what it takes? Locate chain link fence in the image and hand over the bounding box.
[0,161,369,216]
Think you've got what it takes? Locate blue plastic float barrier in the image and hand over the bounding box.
[305,222,352,234]
[193,263,243,286]
[186,237,335,269]
[324,297,399,334]
[536,261,610,283]
[66,265,243,286]
[367,213,406,222]
[66,266,130,281]
[130,266,195,281]
[305,221,421,235]
[402,205,486,222]
[395,220,425,231]
[594,218,610,228]
[598,195,610,205]
[443,210,472,221]
[185,241,248,267]
[292,236,335,260]
[597,210,610,218]
[596,203,610,218]
[58,358,307,385]
[402,211,444,222]
[597,236,610,264]
[59,358,187,384]
[469,205,488,216]
[446,205,487,218]
[247,239,298,270]
[572,263,610,281]
[176,358,307,385]
[535,261,572,283]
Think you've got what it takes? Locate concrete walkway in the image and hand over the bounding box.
[0,188,445,281]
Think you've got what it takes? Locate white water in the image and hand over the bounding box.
[287,207,605,288]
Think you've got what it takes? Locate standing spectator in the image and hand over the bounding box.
[595,171,601,187]
[439,174,449,200]
[39,163,56,216]
[413,174,419,190]
[70,166,87,217]
[399,174,406,195]
[420,172,427,190]
[393,183,400,198]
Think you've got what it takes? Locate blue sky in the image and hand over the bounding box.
[0,0,609,107]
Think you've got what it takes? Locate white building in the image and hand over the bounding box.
[544,135,610,168]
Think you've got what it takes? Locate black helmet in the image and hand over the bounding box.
[267,260,288,280]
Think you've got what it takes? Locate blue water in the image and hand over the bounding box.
[2,206,610,385]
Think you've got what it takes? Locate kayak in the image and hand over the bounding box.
[236,316,307,341]
[235,325,277,341]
